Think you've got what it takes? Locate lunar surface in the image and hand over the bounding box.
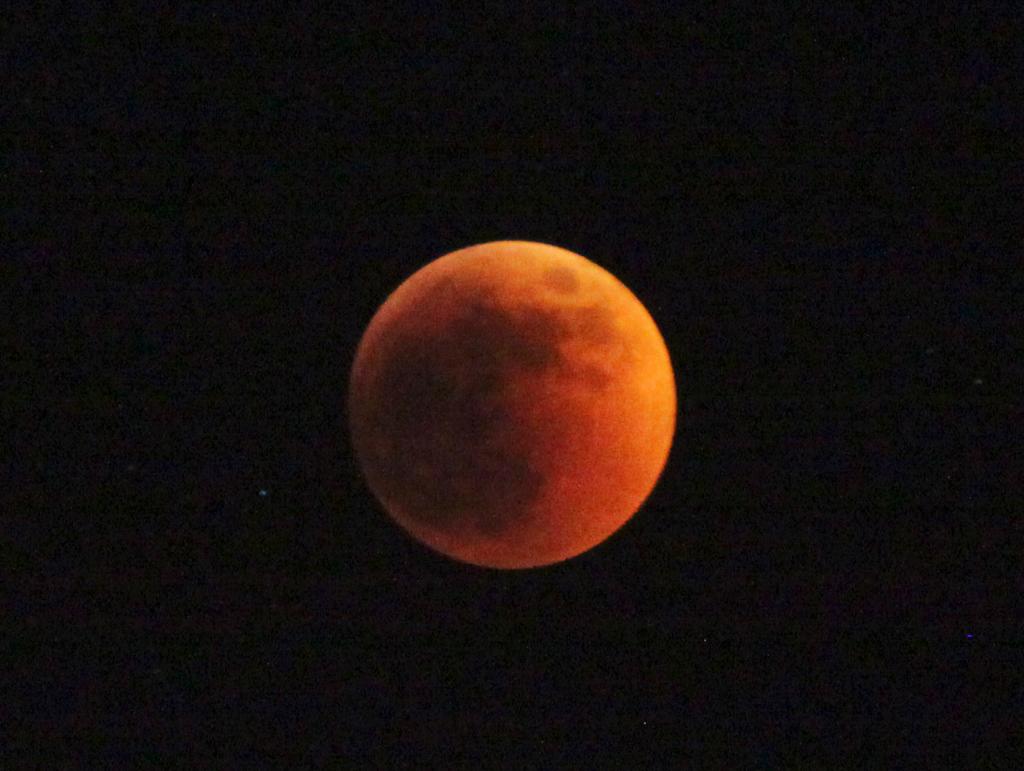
[347,241,676,569]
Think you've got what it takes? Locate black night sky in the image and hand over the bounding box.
[11,5,1019,765]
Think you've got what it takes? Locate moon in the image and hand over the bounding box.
[347,241,676,569]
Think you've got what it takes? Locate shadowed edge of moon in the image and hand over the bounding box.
[349,287,630,539]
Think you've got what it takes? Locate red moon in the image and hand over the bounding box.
[347,241,676,569]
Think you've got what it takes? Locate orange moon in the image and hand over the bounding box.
[347,241,676,569]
